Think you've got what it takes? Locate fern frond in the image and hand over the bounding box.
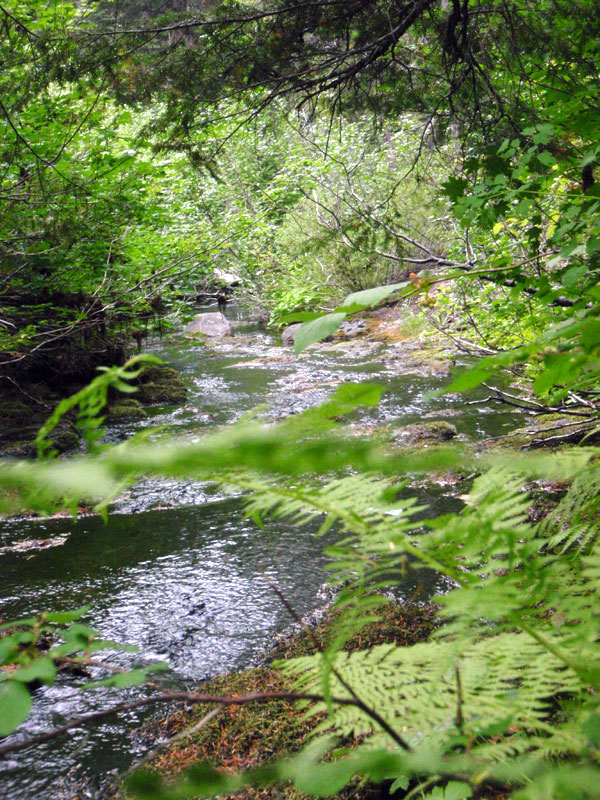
[278,633,584,761]
[538,465,600,553]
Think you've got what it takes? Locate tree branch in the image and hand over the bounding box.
[0,685,411,759]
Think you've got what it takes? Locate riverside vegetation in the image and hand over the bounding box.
[2,1,600,799]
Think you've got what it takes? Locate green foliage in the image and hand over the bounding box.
[4,372,600,798]
[125,457,600,799]
[293,313,347,355]
[4,2,600,799]
[0,606,147,736]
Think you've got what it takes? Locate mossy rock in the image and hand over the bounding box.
[0,422,79,458]
[0,438,38,459]
[411,347,455,372]
[138,364,182,384]
[135,381,187,405]
[0,399,36,425]
[135,364,188,405]
[382,340,456,378]
[106,398,147,422]
[49,423,80,453]
[393,420,458,447]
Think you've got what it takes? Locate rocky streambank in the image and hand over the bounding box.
[0,362,188,459]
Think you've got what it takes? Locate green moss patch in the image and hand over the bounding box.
[391,420,458,448]
[106,399,147,422]
[135,364,188,406]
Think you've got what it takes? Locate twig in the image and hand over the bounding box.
[525,426,596,449]
[454,663,463,732]
[0,3,38,37]
[0,687,406,758]
[481,383,593,417]
[2,376,52,410]
[126,703,225,774]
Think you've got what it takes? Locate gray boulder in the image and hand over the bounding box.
[185,312,231,337]
[281,323,302,346]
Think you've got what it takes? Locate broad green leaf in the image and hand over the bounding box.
[443,367,494,393]
[0,635,17,665]
[293,758,362,796]
[389,776,410,793]
[562,265,585,291]
[278,312,325,324]
[581,320,600,353]
[442,176,469,201]
[12,657,57,685]
[294,313,346,355]
[337,282,409,312]
[45,606,91,623]
[427,782,473,799]
[0,680,32,735]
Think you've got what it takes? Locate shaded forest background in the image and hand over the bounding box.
[2,0,599,416]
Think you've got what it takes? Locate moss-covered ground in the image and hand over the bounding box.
[134,600,439,800]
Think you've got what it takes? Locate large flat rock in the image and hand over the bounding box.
[184,312,232,337]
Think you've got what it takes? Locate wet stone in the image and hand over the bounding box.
[184,312,232,337]
[336,319,367,339]
[106,398,147,422]
[392,420,458,446]
[135,364,188,406]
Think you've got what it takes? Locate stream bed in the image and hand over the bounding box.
[0,306,525,799]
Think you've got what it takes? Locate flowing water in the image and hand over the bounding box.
[0,306,525,799]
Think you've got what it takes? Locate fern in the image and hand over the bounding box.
[278,633,583,755]
[539,470,600,553]
[231,463,600,796]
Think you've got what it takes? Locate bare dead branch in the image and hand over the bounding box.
[0,684,412,759]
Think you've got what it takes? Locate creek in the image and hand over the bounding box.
[0,306,525,799]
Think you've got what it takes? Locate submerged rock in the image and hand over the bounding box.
[184,312,231,337]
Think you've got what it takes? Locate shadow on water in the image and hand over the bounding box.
[0,305,524,797]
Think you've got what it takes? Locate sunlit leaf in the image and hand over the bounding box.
[294,313,347,355]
